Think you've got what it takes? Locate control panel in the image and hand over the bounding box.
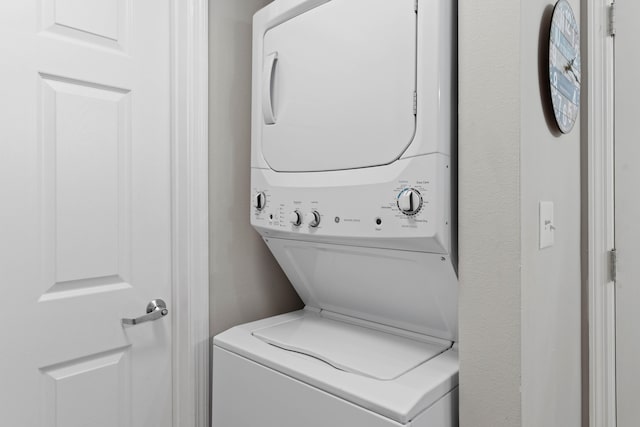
[250,154,452,254]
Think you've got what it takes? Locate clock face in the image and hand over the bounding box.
[549,0,581,134]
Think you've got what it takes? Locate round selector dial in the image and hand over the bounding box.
[289,210,302,226]
[253,192,266,211]
[397,188,423,215]
[305,210,321,228]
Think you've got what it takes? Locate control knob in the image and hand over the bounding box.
[397,188,423,215]
[254,192,266,211]
[289,210,302,226]
[305,211,321,228]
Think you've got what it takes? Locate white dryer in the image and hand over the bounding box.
[213,0,457,426]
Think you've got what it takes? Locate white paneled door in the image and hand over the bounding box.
[615,1,640,425]
[0,0,173,426]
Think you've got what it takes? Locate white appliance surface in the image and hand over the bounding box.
[263,238,458,340]
[210,0,458,425]
[213,344,458,427]
[261,0,417,172]
[214,310,459,424]
[252,0,454,170]
[252,310,449,380]
[252,154,453,254]
[249,0,457,340]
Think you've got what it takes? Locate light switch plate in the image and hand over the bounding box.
[539,201,554,249]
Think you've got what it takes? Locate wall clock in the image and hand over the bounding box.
[549,0,581,134]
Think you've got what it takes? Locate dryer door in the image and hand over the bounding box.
[260,0,417,172]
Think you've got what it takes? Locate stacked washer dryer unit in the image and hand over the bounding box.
[213,0,457,426]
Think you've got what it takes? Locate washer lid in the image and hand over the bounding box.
[264,238,459,341]
[252,313,448,381]
[260,0,417,172]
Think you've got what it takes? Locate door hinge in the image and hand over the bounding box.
[413,91,417,115]
[609,2,616,37]
[609,249,617,282]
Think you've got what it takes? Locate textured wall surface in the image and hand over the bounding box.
[458,1,523,426]
[209,0,302,336]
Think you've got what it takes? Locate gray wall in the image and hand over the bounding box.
[459,0,582,426]
[458,1,522,425]
[520,1,582,426]
[208,0,302,336]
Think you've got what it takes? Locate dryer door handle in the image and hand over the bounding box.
[263,52,278,125]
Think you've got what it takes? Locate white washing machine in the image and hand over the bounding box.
[213,0,457,426]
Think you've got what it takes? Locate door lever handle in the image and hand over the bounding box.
[122,299,168,326]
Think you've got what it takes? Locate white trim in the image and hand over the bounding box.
[171,0,209,426]
[587,1,616,426]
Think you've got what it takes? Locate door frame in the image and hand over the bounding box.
[171,0,209,426]
[586,0,616,426]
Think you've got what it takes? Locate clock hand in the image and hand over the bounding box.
[566,67,580,84]
[564,58,581,84]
